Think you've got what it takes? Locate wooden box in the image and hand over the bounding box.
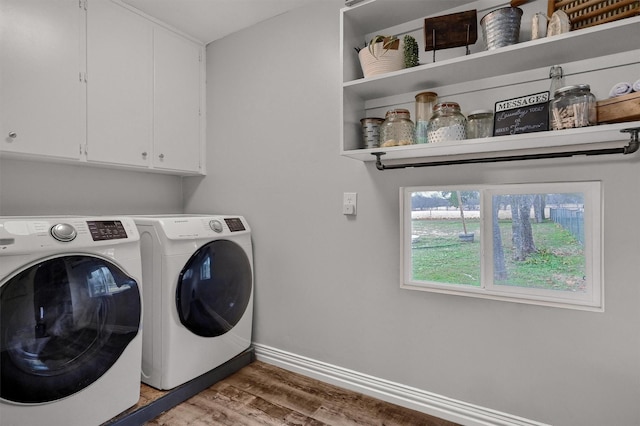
[596,91,640,123]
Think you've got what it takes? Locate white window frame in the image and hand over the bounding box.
[400,182,603,311]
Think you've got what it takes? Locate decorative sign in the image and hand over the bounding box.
[424,10,477,51]
[493,92,550,136]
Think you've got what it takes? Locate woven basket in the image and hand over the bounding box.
[358,41,404,78]
[547,0,640,30]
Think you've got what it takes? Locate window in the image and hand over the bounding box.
[401,182,602,311]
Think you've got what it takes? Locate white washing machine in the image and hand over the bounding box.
[0,216,143,426]
[134,215,253,390]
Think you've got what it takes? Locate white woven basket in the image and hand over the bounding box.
[358,41,404,78]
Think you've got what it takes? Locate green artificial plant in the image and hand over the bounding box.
[403,35,419,68]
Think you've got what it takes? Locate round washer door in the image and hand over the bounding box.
[0,255,141,403]
[176,239,252,337]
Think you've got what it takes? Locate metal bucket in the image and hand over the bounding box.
[360,117,384,149]
[480,7,523,50]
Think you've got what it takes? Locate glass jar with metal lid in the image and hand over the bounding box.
[427,102,467,143]
[466,109,494,139]
[380,109,416,147]
[414,91,438,144]
[549,84,597,130]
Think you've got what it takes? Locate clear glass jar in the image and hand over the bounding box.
[380,109,415,147]
[427,102,467,142]
[414,91,438,144]
[466,110,494,139]
[549,84,597,130]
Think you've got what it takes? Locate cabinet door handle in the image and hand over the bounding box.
[8,132,17,139]
[158,153,165,159]
[142,151,148,157]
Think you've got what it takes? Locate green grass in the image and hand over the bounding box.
[497,221,585,291]
[411,219,585,292]
[411,219,482,286]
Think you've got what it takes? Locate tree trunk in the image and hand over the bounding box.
[493,196,507,280]
[533,194,545,223]
[511,197,520,247]
[456,190,468,234]
[511,195,536,261]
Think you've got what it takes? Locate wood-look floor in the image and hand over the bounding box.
[143,361,459,426]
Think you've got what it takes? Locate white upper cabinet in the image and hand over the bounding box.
[152,26,203,173]
[0,0,84,160]
[0,0,205,176]
[86,0,153,168]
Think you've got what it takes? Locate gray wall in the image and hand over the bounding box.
[0,158,183,215]
[184,1,640,425]
[1,1,638,424]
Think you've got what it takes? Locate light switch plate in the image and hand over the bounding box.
[343,192,357,215]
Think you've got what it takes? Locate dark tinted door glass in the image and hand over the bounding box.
[176,240,252,337]
[1,256,141,403]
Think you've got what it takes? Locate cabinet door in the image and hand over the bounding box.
[153,26,202,173]
[86,0,152,167]
[0,0,83,160]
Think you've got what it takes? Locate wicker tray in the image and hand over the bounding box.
[547,0,640,30]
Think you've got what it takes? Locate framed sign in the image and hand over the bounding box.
[424,10,477,51]
[493,92,550,136]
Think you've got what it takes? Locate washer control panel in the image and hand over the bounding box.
[0,217,139,255]
[87,220,128,241]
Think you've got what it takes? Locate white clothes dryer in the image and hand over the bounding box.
[0,216,143,426]
[134,215,253,390]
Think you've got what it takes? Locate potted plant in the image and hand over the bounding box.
[356,35,404,77]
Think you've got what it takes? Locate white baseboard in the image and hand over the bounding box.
[253,343,550,426]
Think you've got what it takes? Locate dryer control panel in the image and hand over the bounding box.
[224,218,246,232]
[143,215,250,240]
[208,218,246,233]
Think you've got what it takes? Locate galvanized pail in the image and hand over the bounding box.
[360,117,384,149]
[480,7,523,50]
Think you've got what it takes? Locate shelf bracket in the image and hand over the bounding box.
[372,127,640,171]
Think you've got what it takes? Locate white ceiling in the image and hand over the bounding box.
[121,0,319,44]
